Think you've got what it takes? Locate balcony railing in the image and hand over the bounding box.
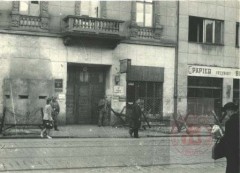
[137,27,154,39]
[130,25,163,40]
[19,15,41,29]
[63,15,125,39]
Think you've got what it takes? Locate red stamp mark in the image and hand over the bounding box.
[170,115,213,156]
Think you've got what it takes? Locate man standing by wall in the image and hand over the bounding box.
[98,95,109,127]
[51,96,60,131]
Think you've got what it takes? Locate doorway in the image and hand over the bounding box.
[66,64,107,124]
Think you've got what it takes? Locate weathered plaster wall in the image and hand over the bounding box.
[0,34,114,124]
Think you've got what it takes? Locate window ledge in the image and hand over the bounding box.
[188,41,224,46]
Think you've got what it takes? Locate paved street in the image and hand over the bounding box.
[0,137,225,173]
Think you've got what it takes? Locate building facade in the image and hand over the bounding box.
[0,1,177,125]
[177,1,240,116]
[0,1,239,126]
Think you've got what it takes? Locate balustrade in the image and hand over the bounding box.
[19,15,41,28]
[64,15,123,34]
[137,27,154,39]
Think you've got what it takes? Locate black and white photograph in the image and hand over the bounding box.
[0,0,239,173]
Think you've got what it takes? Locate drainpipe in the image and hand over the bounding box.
[174,1,180,118]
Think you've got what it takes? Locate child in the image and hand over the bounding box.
[40,98,53,139]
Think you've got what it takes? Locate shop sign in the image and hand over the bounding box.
[55,79,63,92]
[188,65,240,79]
[113,86,124,96]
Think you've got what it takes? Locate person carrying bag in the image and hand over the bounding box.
[211,102,239,173]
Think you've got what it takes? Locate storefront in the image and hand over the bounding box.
[126,66,164,118]
[187,65,240,116]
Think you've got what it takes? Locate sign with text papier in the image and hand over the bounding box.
[188,65,240,79]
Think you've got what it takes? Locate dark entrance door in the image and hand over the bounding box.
[66,65,106,124]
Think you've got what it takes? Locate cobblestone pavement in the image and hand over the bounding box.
[0,137,225,173]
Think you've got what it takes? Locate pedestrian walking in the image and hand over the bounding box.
[51,96,60,131]
[129,99,142,138]
[98,95,109,127]
[40,98,53,139]
[212,102,239,173]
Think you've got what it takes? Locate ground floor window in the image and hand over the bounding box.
[127,81,163,117]
[187,77,223,116]
[233,79,239,106]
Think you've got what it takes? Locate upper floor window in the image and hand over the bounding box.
[236,23,240,47]
[19,1,40,16]
[189,16,224,45]
[80,1,99,18]
[136,0,153,27]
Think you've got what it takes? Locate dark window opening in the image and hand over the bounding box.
[189,17,203,42]
[236,23,239,47]
[5,95,10,99]
[19,95,29,99]
[189,16,223,44]
[31,1,39,4]
[187,77,223,116]
[39,96,47,99]
[127,81,163,117]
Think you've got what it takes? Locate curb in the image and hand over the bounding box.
[0,134,212,139]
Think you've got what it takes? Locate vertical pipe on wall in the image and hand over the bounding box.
[174,1,180,117]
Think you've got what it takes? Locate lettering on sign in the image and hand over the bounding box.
[55,79,63,92]
[188,65,240,79]
[188,66,211,75]
[113,86,124,96]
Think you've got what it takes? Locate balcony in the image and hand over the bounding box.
[130,25,163,40]
[11,14,48,32]
[62,15,126,44]
[19,15,41,29]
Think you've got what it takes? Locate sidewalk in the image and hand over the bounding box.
[0,125,212,139]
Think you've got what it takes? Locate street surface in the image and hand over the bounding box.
[0,137,225,173]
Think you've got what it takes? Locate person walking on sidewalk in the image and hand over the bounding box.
[212,102,239,173]
[51,96,60,131]
[129,99,142,138]
[98,95,109,127]
[40,98,53,139]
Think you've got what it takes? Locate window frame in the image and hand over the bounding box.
[189,16,224,45]
[136,0,153,27]
[79,1,100,18]
[19,1,40,16]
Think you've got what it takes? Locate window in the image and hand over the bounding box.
[80,71,89,82]
[80,1,99,17]
[127,81,163,116]
[236,23,240,47]
[19,1,40,16]
[136,0,153,27]
[187,77,223,116]
[189,16,223,44]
